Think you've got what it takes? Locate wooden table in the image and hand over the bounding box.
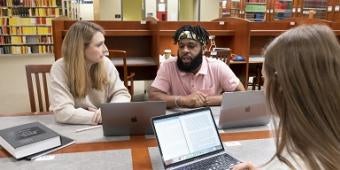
[0,110,272,169]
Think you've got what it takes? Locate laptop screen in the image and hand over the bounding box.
[153,108,223,166]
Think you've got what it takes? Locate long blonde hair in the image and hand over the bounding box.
[263,24,340,169]
[62,21,108,98]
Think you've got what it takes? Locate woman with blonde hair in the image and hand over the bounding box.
[233,24,340,169]
[49,21,131,125]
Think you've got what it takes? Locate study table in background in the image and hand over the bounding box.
[0,107,276,170]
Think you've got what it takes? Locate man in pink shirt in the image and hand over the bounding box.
[149,25,245,108]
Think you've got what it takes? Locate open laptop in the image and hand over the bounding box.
[152,107,240,170]
[218,90,271,129]
[101,101,166,136]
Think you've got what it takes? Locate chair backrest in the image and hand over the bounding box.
[25,64,52,112]
[108,50,128,86]
[208,48,232,65]
[216,48,232,65]
[108,50,135,97]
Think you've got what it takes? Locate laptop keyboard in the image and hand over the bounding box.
[174,154,239,170]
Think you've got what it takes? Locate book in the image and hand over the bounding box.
[0,122,61,159]
[25,135,75,160]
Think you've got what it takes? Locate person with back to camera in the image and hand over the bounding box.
[149,25,245,108]
[49,21,131,125]
[232,24,340,169]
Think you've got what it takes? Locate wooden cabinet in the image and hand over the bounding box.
[52,20,158,80]
[52,18,340,86]
[52,18,250,84]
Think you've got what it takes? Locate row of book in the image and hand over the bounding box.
[1,7,60,17]
[274,11,293,20]
[246,13,266,21]
[0,45,53,54]
[274,1,293,12]
[0,35,53,44]
[247,0,266,3]
[0,26,51,35]
[0,17,53,26]
[0,0,61,7]
[0,122,74,160]
[245,4,266,13]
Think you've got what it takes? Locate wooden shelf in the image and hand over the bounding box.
[158,30,235,36]
[1,43,53,46]
[111,57,156,67]
[250,30,286,36]
[4,6,60,8]
[1,34,52,36]
[0,0,61,54]
[52,18,340,85]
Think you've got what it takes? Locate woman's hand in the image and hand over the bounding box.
[89,107,102,124]
[232,162,258,170]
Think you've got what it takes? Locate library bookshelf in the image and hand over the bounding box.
[0,0,62,54]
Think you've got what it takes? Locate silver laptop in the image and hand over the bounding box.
[218,90,271,129]
[152,107,240,170]
[101,101,166,136]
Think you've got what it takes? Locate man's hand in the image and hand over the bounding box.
[180,91,207,108]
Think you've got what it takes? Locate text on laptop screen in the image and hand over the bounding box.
[153,109,223,166]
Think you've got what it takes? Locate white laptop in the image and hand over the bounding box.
[100,101,166,136]
[218,90,271,129]
[152,107,240,170]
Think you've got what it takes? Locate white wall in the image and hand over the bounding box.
[96,0,218,21]
[145,0,157,18]
[167,0,178,21]
[79,4,94,20]
[200,0,219,21]
[99,0,121,20]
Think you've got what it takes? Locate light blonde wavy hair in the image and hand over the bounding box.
[263,24,340,169]
[62,21,108,98]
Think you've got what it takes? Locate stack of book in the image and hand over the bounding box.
[0,122,74,160]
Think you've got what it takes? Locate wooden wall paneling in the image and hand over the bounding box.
[223,18,250,86]
[52,20,67,60]
[326,0,336,20]
[249,21,291,56]
[335,0,340,21]
[52,20,158,80]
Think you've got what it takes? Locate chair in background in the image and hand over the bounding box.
[248,63,264,90]
[216,48,232,65]
[108,50,136,97]
[25,64,52,112]
[207,48,232,65]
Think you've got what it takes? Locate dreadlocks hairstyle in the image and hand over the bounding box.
[173,25,210,45]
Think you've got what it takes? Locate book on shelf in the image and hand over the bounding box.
[0,122,61,159]
[25,135,75,160]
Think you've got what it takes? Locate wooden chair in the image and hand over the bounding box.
[207,48,232,65]
[25,64,52,112]
[108,50,135,97]
[248,63,264,90]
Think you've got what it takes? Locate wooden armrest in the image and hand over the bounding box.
[127,72,136,80]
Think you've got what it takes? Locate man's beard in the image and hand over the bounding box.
[176,50,203,73]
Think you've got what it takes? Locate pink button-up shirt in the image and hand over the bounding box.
[151,56,240,96]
